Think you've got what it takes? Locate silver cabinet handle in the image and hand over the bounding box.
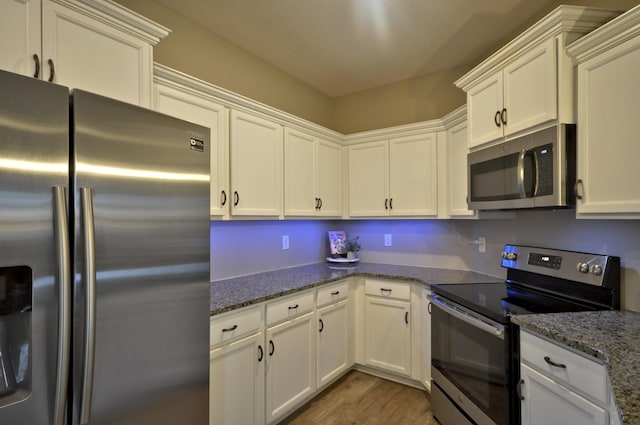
[80,187,97,425]
[53,187,71,425]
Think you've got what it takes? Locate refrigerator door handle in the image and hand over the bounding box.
[80,187,97,425]
[53,187,71,425]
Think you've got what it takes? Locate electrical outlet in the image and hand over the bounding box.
[384,234,392,247]
[282,235,289,250]
[478,237,486,253]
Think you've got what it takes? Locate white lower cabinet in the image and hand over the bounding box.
[210,332,265,425]
[363,280,411,376]
[265,311,316,424]
[317,299,349,388]
[520,330,612,425]
[520,364,607,425]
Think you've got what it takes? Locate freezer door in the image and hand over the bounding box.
[71,90,210,425]
[0,70,70,424]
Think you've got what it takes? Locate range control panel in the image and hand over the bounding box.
[500,244,620,287]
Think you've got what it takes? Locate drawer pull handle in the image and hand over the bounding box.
[258,345,264,362]
[405,311,409,324]
[288,304,299,310]
[331,291,340,296]
[222,324,238,332]
[319,319,324,333]
[381,288,392,293]
[33,54,41,78]
[269,340,275,356]
[543,356,567,369]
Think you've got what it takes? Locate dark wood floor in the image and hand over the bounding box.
[279,370,440,425]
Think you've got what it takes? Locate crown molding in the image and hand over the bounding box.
[51,0,170,44]
[154,63,463,145]
[567,5,640,63]
[455,6,622,91]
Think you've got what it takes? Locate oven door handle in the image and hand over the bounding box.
[428,295,505,339]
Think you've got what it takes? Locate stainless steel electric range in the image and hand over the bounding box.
[429,244,620,425]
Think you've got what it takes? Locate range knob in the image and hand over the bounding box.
[576,262,589,273]
[501,252,517,261]
[590,264,603,276]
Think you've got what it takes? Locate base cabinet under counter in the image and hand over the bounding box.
[519,329,620,425]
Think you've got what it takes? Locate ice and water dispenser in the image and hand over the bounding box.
[0,266,31,406]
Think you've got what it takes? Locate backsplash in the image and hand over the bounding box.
[210,211,640,312]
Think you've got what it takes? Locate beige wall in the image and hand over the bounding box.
[116,0,640,134]
[115,0,334,129]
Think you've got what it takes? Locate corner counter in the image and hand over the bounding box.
[513,311,640,424]
[210,262,498,315]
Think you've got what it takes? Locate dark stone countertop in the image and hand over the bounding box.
[512,311,640,425]
[210,262,499,316]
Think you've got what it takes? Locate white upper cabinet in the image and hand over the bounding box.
[445,116,475,218]
[349,132,438,217]
[457,6,621,150]
[284,128,342,217]
[0,0,41,77]
[1,0,169,107]
[567,5,640,218]
[230,110,283,217]
[153,66,229,217]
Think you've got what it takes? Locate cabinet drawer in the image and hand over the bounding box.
[520,330,608,405]
[210,305,263,347]
[364,279,411,300]
[317,280,349,307]
[266,291,315,326]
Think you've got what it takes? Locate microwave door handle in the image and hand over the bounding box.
[517,149,527,198]
[531,150,539,197]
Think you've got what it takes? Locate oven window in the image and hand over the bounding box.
[470,152,535,201]
[431,302,506,424]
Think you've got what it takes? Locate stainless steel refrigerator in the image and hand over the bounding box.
[0,69,210,425]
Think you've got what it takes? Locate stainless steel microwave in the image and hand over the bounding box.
[468,124,576,210]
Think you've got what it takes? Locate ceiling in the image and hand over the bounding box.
[155,0,550,98]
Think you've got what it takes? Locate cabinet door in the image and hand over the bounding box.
[210,332,265,425]
[230,110,283,216]
[348,141,389,216]
[0,0,41,77]
[521,364,608,425]
[154,83,229,216]
[364,296,411,376]
[446,121,475,217]
[41,0,154,106]
[389,133,438,216]
[575,35,640,216]
[316,139,343,217]
[504,38,557,137]
[284,128,316,216]
[266,312,315,424]
[467,72,504,148]
[317,300,349,388]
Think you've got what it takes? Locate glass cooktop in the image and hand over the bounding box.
[430,282,597,324]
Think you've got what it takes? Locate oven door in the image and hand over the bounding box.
[430,294,509,425]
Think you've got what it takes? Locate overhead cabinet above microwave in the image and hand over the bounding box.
[455,6,621,150]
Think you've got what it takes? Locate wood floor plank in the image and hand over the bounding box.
[279,371,438,425]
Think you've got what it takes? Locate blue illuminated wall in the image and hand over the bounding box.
[209,210,640,311]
